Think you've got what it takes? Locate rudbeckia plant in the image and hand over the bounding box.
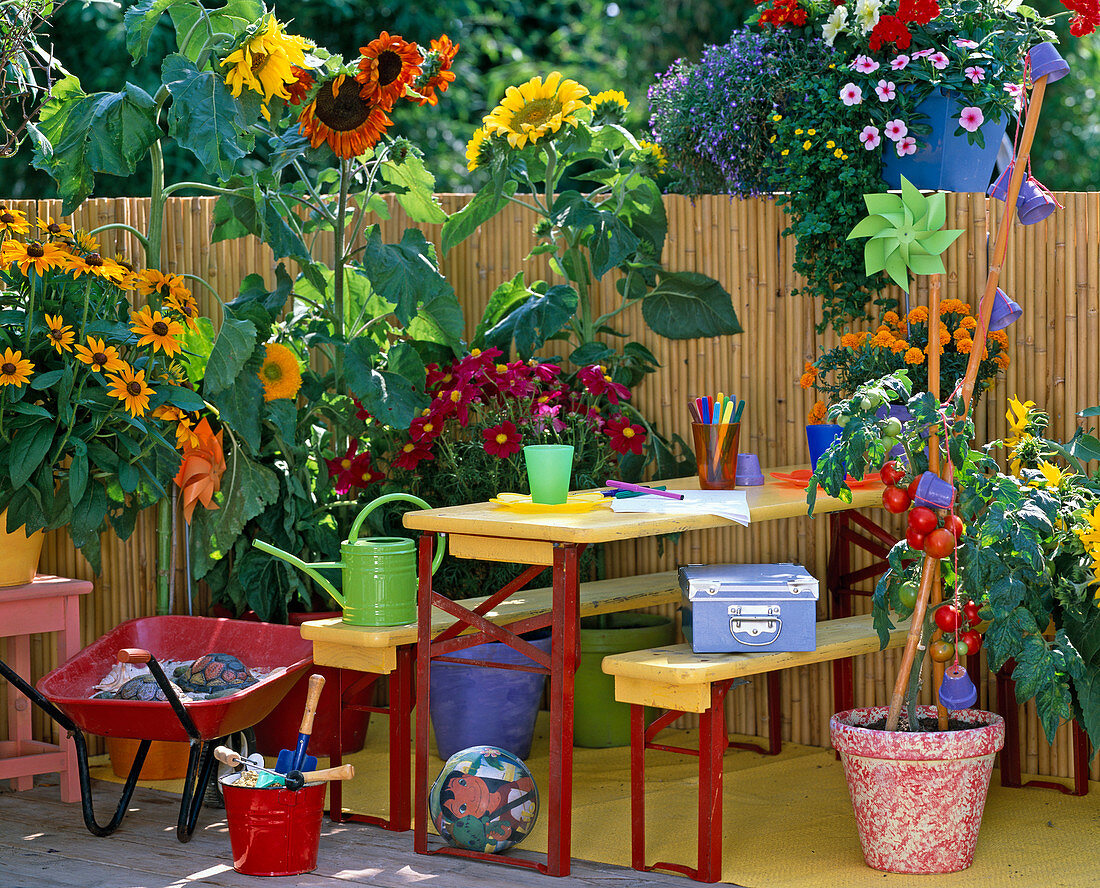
[0,218,206,570]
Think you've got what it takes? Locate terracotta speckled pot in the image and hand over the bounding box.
[830,706,1004,874]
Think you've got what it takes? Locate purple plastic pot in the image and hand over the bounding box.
[989,288,1023,331]
[989,164,1056,226]
[913,471,956,510]
[1028,42,1070,84]
[735,453,764,486]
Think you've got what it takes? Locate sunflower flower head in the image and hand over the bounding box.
[107,365,153,417]
[482,72,590,149]
[1032,460,1071,490]
[258,342,303,402]
[299,73,392,159]
[45,314,75,354]
[465,126,496,171]
[285,66,316,105]
[221,15,311,121]
[632,139,668,175]
[74,230,100,253]
[357,31,422,110]
[0,347,33,387]
[410,35,458,106]
[131,307,185,357]
[588,89,629,124]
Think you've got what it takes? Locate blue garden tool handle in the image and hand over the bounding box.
[290,674,325,772]
[348,493,446,574]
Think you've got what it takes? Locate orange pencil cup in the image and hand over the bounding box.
[691,422,741,489]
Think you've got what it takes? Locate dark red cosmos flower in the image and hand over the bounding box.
[604,414,646,455]
[434,381,480,425]
[392,440,435,470]
[869,15,912,52]
[352,397,371,421]
[578,364,631,405]
[897,0,940,25]
[527,359,562,384]
[482,420,523,458]
[326,441,377,494]
[409,411,445,442]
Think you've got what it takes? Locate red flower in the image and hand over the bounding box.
[578,364,631,405]
[527,359,563,384]
[897,0,940,25]
[604,415,647,456]
[326,441,376,495]
[1063,0,1100,35]
[392,440,435,471]
[869,15,912,52]
[758,0,807,27]
[410,411,445,442]
[434,381,480,425]
[286,67,315,105]
[482,420,523,458]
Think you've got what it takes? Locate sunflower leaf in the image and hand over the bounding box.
[208,372,263,452]
[643,270,741,339]
[125,0,192,62]
[203,310,257,397]
[162,53,250,179]
[359,226,455,328]
[344,339,427,430]
[169,0,264,62]
[380,155,446,224]
[441,180,517,256]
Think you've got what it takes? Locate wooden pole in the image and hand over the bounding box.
[926,274,949,730]
[886,74,1052,732]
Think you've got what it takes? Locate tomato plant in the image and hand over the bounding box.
[881,460,904,486]
[907,507,937,535]
[962,601,981,626]
[883,486,912,513]
[934,603,962,633]
[924,528,955,559]
[897,581,918,608]
[930,640,955,662]
[907,476,920,499]
[945,514,964,540]
[883,416,903,438]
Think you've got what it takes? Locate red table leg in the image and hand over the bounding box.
[546,543,579,876]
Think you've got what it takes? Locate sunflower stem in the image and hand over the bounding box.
[333,156,350,394]
[86,223,149,249]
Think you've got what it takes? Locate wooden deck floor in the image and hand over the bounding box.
[0,779,706,888]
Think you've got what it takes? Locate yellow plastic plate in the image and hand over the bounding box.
[489,492,611,513]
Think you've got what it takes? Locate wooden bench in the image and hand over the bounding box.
[601,613,912,883]
[299,570,681,830]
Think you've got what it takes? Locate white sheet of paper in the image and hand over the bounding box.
[609,490,750,526]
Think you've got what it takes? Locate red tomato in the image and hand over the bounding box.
[907,476,920,499]
[930,640,955,662]
[934,604,962,633]
[907,507,938,535]
[905,526,926,551]
[960,630,982,654]
[924,528,956,559]
[883,486,912,514]
[881,460,905,486]
[946,514,965,540]
[962,601,982,626]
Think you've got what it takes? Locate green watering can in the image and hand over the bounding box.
[252,493,444,626]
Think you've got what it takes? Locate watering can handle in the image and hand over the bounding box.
[250,539,345,607]
[348,492,446,575]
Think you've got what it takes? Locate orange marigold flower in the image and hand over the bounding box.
[953,327,971,343]
[840,333,859,349]
[891,338,910,354]
[807,400,828,424]
[995,352,1011,369]
[939,298,970,315]
[904,347,924,364]
[908,306,928,324]
[956,337,974,354]
[800,373,815,389]
[960,316,978,331]
[989,329,1009,347]
[883,310,900,328]
[872,330,895,348]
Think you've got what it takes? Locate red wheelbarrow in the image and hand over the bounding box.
[0,616,312,842]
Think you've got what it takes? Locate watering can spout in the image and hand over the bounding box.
[251,540,345,607]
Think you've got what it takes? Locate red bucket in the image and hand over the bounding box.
[221,776,327,876]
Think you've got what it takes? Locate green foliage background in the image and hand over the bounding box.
[5,1,1095,196]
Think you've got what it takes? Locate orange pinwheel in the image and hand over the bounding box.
[173,418,227,523]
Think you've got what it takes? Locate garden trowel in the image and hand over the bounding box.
[276,673,324,773]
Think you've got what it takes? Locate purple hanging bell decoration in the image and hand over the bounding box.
[988,164,1056,226]
[1028,42,1070,85]
[989,288,1023,331]
[938,663,979,710]
[913,471,956,510]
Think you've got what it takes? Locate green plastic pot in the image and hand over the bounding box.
[574,612,675,748]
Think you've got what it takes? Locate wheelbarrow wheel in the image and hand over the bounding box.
[203,728,256,809]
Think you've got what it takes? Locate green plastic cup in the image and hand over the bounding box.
[524,444,574,505]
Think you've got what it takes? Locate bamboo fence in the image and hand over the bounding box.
[5,192,1097,783]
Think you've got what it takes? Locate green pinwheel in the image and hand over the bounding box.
[847,176,964,292]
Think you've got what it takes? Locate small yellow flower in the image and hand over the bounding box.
[74,336,127,375]
[0,347,34,387]
[834,148,844,158]
[44,314,75,354]
[769,135,777,143]
[803,140,811,150]
[1033,460,1069,489]
[257,342,303,402]
[37,216,73,239]
[781,149,789,156]
[795,128,804,135]
[826,140,835,149]
[807,129,816,135]
[0,207,31,235]
[841,153,849,160]
[772,114,782,122]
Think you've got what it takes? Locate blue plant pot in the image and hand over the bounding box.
[429,630,552,761]
[806,424,843,472]
[881,89,1008,192]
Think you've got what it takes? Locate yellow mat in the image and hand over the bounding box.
[93,713,1100,888]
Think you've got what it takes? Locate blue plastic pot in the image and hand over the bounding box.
[806,424,843,472]
[429,630,552,761]
[882,89,1008,192]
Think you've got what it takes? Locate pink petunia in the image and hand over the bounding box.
[859,126,882,150]
[840,83,863,106]
[958,106,984,132]
[896,136,917,156]
[954,38,979,48]
[929,52,949,69]
[853,55,881,74]
[964,65,985,83]
[884,119,908,141]
[890,54,911,70]
[875,79,897,101]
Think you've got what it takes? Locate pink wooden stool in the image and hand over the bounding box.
[0,575,91,802]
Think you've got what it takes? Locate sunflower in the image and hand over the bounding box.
[0,207,31,236]
[220,16,311,121]
[298,74,392,158]
[164,291,201,329]
[74,336,127,375]
[0,348,33,387]
[356,31,422,110]
[3,240,70,275]
[482,72,589,149]
[137,269,190,302]
[410,34,458,106]
[106,365,153,417]
[69,251,127,283]
[45,314,75,354]
[634,139,668,173]
[257,342,302,402]
[589,89,629,124]
[465,127,493,171]
[130,307,185,357]
[285,66,315,104]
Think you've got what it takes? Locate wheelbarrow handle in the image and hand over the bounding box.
[118,648,152,664]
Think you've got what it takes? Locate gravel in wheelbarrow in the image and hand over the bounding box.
[0,616,313,843]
